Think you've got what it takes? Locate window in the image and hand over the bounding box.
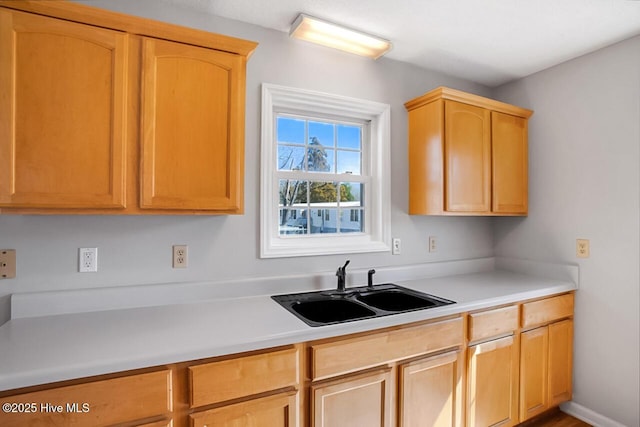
[261,84,391,258]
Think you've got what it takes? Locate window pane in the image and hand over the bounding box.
[337,124,361,149]
[337,150,361,175]
[340,208,364,233]
[310,208,337,234]
[309,181,337,204]
[277,117,305,144]
[340,183,363,205]
[279,208,307,235]
[279,179,307,206]
[307,144,333,172]
[278,145,305,171]
[308,121,334,147]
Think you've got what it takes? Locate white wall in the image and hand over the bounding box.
[493,36,640,427]
[0,0,494,320]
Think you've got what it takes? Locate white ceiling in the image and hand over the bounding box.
[167,0,640,87]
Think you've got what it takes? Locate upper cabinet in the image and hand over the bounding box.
[140,38,244,211]
[0,10,128,209]
[0,1,257,215]
[405,87,532,216]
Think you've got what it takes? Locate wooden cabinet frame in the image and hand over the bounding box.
[0,1,257,215]
[405,87,533,216]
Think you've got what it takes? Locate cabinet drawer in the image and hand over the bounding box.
[311,317,463,381]
[189,391,297,427]
[0,369,171,427]
[522,293,574,329]
[189,347,298,408]
[469,305,519,342]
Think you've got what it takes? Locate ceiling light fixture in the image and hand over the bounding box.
[289,13,392,59]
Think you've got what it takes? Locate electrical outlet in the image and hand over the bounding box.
[173,245,188,268]
[79,248,98,272]
[392,238,401,255]
[0,249,16,279]
[576,239,590,258]
[429,236,437,253]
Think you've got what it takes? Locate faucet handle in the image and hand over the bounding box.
[342,259,350,271]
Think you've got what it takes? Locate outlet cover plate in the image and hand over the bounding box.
[79,248,98,272]
[0,249,16,279]
[173,245,188,268]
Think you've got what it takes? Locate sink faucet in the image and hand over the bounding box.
[336,260,350,293]
[368,269,376,288]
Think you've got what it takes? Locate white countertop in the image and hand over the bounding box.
[0,266,577,392]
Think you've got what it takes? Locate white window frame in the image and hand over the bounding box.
[261,83,391,258]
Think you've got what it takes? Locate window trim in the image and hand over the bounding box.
[261,83,391,258]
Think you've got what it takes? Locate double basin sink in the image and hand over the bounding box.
[272,283,455,327]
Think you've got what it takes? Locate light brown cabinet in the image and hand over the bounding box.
[399,350,464,427]
[188,346,300,426]
[467,335,520,427]
[0,369,172,427]
[308,317,464,427]
[404,87,532,216]
[0,293,574,427]
[519,295,574,422]
[0,9,128,209]
[311,369,392,427]
[466,305,520,427]
[0,1,256,215]
[140,38,244,211]
[190,391,297,427]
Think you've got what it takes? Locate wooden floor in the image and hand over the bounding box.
[523,409,591,427]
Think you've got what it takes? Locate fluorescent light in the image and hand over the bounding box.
[289,14,392,59]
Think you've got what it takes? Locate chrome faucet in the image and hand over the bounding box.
[336,260,350,293]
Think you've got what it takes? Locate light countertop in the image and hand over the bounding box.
[0,266,577,392]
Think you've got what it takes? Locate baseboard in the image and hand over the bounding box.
[561,402,628,427]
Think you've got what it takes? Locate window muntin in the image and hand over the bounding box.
[277,114,366,237]
[261,83,390,258]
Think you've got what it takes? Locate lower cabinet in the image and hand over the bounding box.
[311,369,392,427]
[189,391,297,427]
[308,317,465,427]
[0,369,172,427]
[399,350,464,427]
[466,304,520,427]
[0,293,575,427]
[548,319,573,406]
[519,293,574,423]
[467,335,520,427]
[187,346,300,427]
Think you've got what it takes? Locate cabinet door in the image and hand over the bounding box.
[444,100,491,213]
[141,37,244,212]
[0,9,127,208]
[399,350,463,427]
[467,335,519,427]
[311,369,392,427]
[189,391,297,427]
[492,112,528,214]
[548,319,573,406]
[519,327,549,421]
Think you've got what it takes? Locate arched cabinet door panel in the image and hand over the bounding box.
[0,9,127,208]
[140,37,244,212]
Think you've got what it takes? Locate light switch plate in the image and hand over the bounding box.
[0,249,16,279]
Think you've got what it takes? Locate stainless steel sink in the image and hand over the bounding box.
[272,284,454,327]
